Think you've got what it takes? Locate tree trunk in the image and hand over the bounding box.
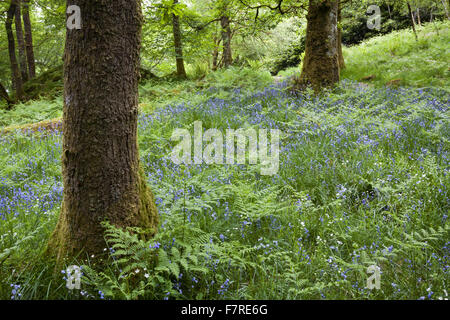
[15,1,29,83]
[0,82,14,110]
[442,0,450,20]
[47,0,159,262]
[212,35,220,71]
[407,2,418,41]
[416,8,421,26]
[220,15,232,68]
[337,2,345,70]
[172,0,187,78]
[22,0,36,79]
[6,0,23,100]
[298,0,339,93]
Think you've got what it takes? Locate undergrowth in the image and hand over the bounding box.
[1,80,448,300]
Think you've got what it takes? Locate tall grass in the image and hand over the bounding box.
[341,20,450,88]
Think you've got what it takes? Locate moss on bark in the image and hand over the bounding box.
[46,0,159,267]
[294,0,340,93]
[46,166,159,265]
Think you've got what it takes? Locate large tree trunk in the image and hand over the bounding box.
[172,0,187,78]
[337,2,345,70]
[15,1,29,83]
[48,0,159,262]
[6,0,23,100]
[220,15,232,68]
[298,0,339,93]
[22,0,36,79]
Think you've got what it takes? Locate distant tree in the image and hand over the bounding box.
[22,0,35,78]
[172,0,187,78]
[407,1,419,40]
[14,0,28,82]
[220,13,233,67]
[6,0,24,100]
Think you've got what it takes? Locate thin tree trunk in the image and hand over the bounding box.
[337,2,345,70]
[22,0,35,78]
[212,35,220,71]
[220,15,232,68]
[48,0,159,261]
[387,3,392,19]
[15,1,29,82]
[298,0,340,93]
[407,2,418,41]
[6,0,23,100]
[442,0,450,20]
[172,0,187,78]
[416,8,421,26]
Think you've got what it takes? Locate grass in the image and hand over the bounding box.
[341,21,450,88]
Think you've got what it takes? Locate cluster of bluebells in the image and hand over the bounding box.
[10,284,21,300]
[217,278,230,296]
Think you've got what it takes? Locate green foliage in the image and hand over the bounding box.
[22,66,63,101]
[342,20,450,88]
[0,96,62,128]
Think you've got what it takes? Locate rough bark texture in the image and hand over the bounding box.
[15,1,29,83]
[22,0,35,79]
[297,0,339,93]
[6,0,23,100]
[172,0,187,78]
[220,15,232,68]
[337,2,345,70]
[48,0,159,263]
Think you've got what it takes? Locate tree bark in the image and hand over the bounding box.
[172,0,187,78]
[416,8,421,26]
[22,0,36,79]
[212,34,221,71]
[48,0,159,262]
[298,0,340,93]
[442,0,450,20]
[220,15,232,68]
[15,0,29,83]
[0,82,14,110]
[337,2,345,70]
[407,2,418,41]
[6,0,23,100]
